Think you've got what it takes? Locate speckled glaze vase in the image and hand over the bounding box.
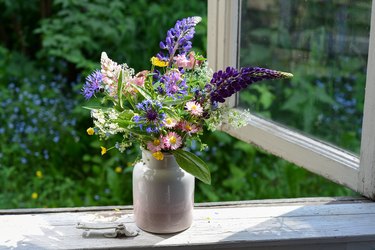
[132,149,195,234]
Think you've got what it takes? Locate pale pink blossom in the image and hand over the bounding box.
[101,52,135,96]
[163,132,182,150]
[186,52,198,69]
[174,54,190,68]
[173,52,198,69]
[185,101,203,116]
[164,117,178,128]
[179,120,200,134]
[100,52,121,96]
[131,70,148,87]
[146,137,164,152]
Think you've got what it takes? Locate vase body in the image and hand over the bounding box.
[132,150,195,234]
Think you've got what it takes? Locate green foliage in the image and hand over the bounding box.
[36,0,207,73]
[194,131,355,202]
[173,149,211,184]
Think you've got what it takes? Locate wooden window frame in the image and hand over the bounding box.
[207,0,375,199]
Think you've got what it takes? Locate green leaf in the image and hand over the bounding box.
[118,109,134,120]
[117,70,124,109]
[131,84,153,100]
[82,105,108,111]
[163,95,193,105]
[163,107,180,120]
[172,149,211,184]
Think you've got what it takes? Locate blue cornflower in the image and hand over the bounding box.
[158,16,202,64]
[81,70,103,99]
[133,100,165,133]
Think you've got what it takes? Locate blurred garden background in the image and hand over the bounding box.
[0,0,366,209]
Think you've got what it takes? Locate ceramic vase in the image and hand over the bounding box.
[133,149,195,233]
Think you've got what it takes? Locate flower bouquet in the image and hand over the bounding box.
[82,16,292,185]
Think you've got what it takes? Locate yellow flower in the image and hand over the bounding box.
[101,146,107,155]
[152,151,164,161]
[153,139,160,146]
[36,170,43,178]
[31,192,38,199]
[151,57,168,67]
[87,127,95,135]
[115,166,122,173]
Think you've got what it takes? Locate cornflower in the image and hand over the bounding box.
[81,70,103,100]
[133,100,166,133]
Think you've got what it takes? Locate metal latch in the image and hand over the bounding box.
[76,222,139,238]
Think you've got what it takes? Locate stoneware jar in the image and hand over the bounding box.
[133,149,195,234]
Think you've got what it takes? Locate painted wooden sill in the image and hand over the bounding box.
[0,197,374,250]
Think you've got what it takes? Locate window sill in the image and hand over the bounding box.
[1,197,374,250]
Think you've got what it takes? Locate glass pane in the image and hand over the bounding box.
[239,0,371,154]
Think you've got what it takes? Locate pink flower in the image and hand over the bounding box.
[163,132,182,150]
[185,101,203,116]
[173,54,190,68]
[146,137,164,152]
[179,120,200,134]
[186,52,198,69]
[100,52,121,97]
[164,117,178,128]
[131,70,148,87]
[173,52,198,69]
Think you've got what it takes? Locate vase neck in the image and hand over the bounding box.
[141,150,179,169]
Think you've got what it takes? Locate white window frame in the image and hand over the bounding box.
[207,0,375,200]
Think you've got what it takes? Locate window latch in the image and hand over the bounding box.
[76,222,139,238]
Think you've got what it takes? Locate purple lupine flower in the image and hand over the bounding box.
[209,66,293,103]
[81,70,103,99]
[133,100,165,133]
[158,16,202,65]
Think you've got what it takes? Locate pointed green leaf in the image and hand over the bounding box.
[163,108,180,120]
[117,71,124,108]
[131,84,153,100]
[172,149,211,184]
[163,95,193,105]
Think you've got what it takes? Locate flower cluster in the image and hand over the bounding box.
[82,16,292,183]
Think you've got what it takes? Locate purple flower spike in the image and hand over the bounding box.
[209,66,293,103]
[158,16,202,65]
[81,70,103,99]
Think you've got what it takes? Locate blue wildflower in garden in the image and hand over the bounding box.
[82,70,103,99]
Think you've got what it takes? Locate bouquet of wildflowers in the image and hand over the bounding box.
[82,16,292,184]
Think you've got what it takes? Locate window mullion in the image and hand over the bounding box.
[207,0,240,108]
[358,0,375,200]
[222,113,360,191]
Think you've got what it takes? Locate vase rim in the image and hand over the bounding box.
[141,148,174,156]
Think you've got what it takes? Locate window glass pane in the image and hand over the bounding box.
[239,0,371,154]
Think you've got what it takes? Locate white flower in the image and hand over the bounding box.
[185,101,203,116]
